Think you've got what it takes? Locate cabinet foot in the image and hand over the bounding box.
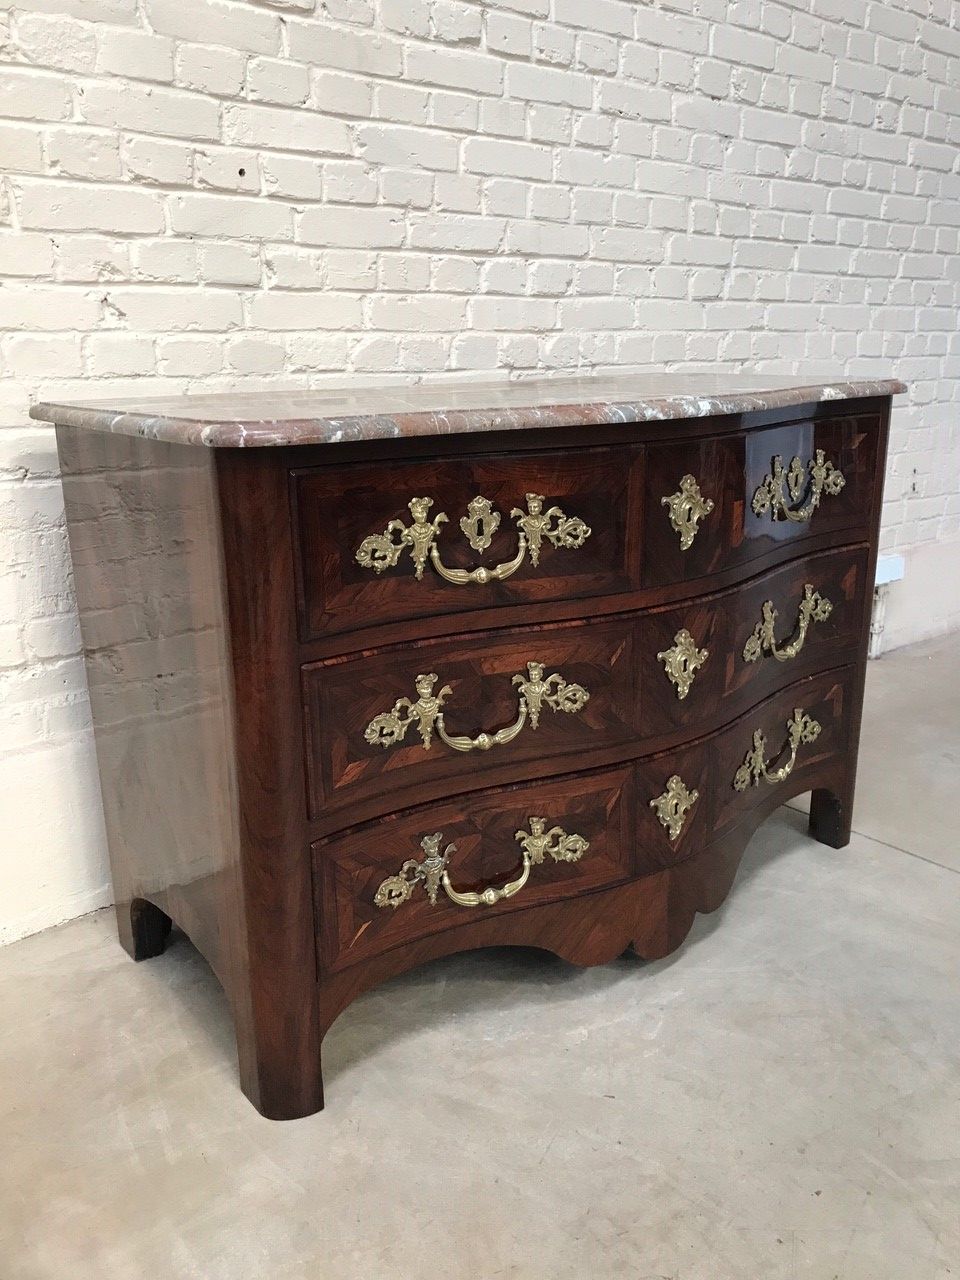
[117,898,173,961]
[808,784,854,849]
[236,1035,325,1121]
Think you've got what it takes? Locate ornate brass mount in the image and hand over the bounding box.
[364,662,590,754]
[752,450,845,523]
[657,628,708,700]
[649,775,699,841]
[743,584,833,664]
[373,818,590,910]
[355,493,591,585]
[662,474,714,551]
[733,708,822,791]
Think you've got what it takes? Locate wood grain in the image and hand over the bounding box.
[293,444,642,641]
[57,395,892,1118]
[302,544,868,832]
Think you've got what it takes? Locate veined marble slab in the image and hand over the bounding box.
[31,372,906,448]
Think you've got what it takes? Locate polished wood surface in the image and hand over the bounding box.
[56,394,891,1118]
[293,444,641,641]
[641,543,866,737]
[314,764,636,974]
[642,409,880,587]
[314,666,852,975]
[215,450,322,1120]
[303,611,639,820]
[55,429,241,989]
[302,544,867,829]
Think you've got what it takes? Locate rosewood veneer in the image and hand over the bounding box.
[32,372,903,1119]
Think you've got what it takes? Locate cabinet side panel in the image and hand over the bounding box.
[56,427,242,987]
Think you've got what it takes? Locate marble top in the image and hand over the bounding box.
[31,372,905,448]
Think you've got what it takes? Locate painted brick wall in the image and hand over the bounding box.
[2,0,959,943]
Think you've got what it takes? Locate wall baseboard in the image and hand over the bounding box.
[0,884,112,949]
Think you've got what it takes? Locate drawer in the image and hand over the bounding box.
[643,410,881,588]
[303,614,639,821]
[313,764,637,973]
[639,545,868,738]
[714,668,850,834]
[303,547,864,822]
[636,667,852,871]
[313,668,853,974]
[292,445,642,641]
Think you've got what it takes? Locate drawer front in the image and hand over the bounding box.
[643,411,880,588]
[634,668,851,872]
[714,669,850,834]
[294,445,641,641]
[640,545,868,738]
[313,668,853,973]
[313,765,637,973]
[634,667,852,872]
[303,614,638,820]
[304,548,864,821]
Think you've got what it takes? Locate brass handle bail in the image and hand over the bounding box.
[364,661,589,754]
[733,708,822,791]
[356,493,591,584]
[374,819,590,911]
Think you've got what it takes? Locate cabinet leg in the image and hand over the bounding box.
[233,998,325,1121]
[116,898,173,961]
[809,783,854,850]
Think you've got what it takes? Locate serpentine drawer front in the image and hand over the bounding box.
[302,544,865,824]
[293,445,640,642]
[640,545,868,739]
[312,765,637,973]
[642,410,880,588]
[36,372,901,1118]
[302,613,638,822]
[294,409,878,646]
[314,667,851,975]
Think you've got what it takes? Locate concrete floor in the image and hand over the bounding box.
[1,634,958,1280]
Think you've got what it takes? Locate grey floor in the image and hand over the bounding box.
[1,634,958,1280]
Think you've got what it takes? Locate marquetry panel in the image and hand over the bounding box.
[643,412,881,588]
[314,765,636,973]
[303,614,639,819]
[293,445,643,641]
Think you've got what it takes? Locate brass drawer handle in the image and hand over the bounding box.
[356,493,591,585]
[743,583,832,664]
[364,662,589,754]
[661,474,714,550]
[752,450,845,523]
[733,707,822,791]
[374,819,590,910]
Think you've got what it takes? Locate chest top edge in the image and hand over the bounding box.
[31,372,905,450]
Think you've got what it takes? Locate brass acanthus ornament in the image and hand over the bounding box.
[733,708,822,791]
[355,493,591,585]
[752,450,845,523]
[743,584,833,664]
[374,832,453,908]
[649,775,699,841]
[657,628,709,700]
[364,662,590,754]
[661,474,714,551]
[373,818,590,911]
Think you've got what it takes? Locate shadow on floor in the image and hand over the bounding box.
[324,805,811,1086]
[147,802,811,1095]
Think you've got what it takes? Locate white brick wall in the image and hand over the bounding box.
[2,0,959,943]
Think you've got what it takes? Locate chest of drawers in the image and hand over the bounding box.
[34,373,903,1119]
